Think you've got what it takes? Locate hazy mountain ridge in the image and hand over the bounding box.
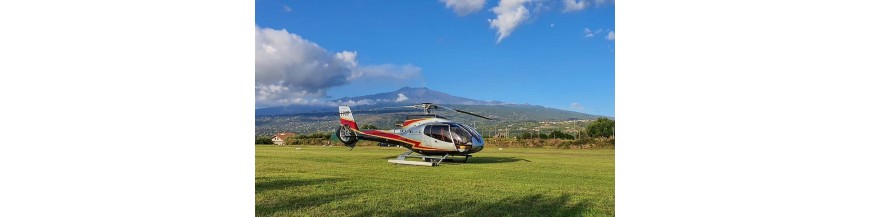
[255,87,504,116]
[255,87,606,135]
[333,87,505,105]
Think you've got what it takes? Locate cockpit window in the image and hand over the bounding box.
[424,124,473,145]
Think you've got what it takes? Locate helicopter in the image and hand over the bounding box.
[335,103,492,166]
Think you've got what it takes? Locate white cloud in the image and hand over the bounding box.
[605,31,614,40]
[584,28,605,38]
[255,27,355,106]
[563,0,587,12]
[488,0,531,44]
[550,23,555,27]
[283,5,292,12]
[396,93,408,102]
[570,102,584,111]
[440,0,486,16]
[281,98,378,108]
[336,99,376,106]
[335,51,358,68]
[532,2,549,14]
[255,26,421,107]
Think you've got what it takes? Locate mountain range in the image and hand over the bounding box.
[255,87,607,135]
[256,87,507,116]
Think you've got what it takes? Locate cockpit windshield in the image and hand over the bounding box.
[457,123,483,143]
[447,123,473,145]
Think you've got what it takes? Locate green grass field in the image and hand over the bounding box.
[256,145,615,217]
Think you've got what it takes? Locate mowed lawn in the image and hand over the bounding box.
[256,145,615,217]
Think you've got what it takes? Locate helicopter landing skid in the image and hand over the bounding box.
[388,150,452,166]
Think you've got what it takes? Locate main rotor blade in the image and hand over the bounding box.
[436,105,493,120]
[453,109,493,120]
[373,105,418,109]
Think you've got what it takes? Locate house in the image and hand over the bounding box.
[271,132,297,145]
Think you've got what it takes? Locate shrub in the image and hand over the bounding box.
[255,136,273,145]
[586,118,615,138]
[360,124,378,130]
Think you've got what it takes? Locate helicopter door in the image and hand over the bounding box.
[423,124,474,152]
[447,123,473,152]
[423,124,455,146]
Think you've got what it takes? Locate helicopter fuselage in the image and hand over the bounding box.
[349,117,485,155]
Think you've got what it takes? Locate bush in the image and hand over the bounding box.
[297,132,330,139]
[255,136,273,145]
[486,137,612,149]
[360,124,378,129]
[586,118,615,138]
[549,130,575,140]
[284,138,333,146]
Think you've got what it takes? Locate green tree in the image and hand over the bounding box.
[360,124,378,130]
[586,118,615,138]
[255,136,273,144]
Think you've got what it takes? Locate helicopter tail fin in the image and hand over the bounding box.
[339,106,359,130]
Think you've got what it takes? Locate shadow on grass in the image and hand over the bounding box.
[256,190,366,217]
[255,177,347,193]
[351,193,594,217]
[256,177,361,216]
[467,156,531,164]
[378,156,530,164]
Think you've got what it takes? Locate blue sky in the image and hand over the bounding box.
[255,0,614,116]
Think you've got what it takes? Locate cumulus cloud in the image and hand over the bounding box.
[606,31,614,40]
[563,0,587,12]
[255,27,356,106]
[396,93,408,102]
[440,0,486,16]
[570,102,584,111]
[255,26,421,107]
[488,0,531,43]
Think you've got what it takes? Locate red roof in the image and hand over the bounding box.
[272,132,296,140]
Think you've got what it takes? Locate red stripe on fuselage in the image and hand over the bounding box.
[357,130,445,151]
[402,118,428,127]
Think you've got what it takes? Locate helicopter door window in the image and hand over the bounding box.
[424,125,453,143]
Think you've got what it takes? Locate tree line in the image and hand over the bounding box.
[516,118,614,140]
[255,118,614,144]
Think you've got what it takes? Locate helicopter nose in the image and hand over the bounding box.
[470,138,484,152]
